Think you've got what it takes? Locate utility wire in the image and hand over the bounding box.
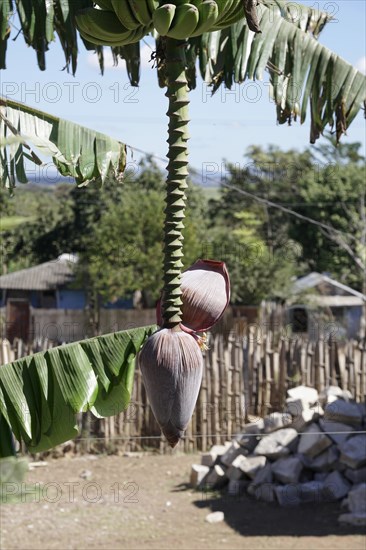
[125,144,360,244]
[75,430,366,441]
[220,181,360,243]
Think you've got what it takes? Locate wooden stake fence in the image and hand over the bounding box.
[1,329,365,454]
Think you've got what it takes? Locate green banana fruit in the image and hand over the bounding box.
[76,8,134,44]
[93,0,114,11]
[146,0,160,17]
[126,23,153,44]
[78,21,152,47]
[152,4,176,36]
[111,0,141,30]
[77,29,124,46]
[77,26,133,47]
[190,1,219,36]
[167,3,199,39]
[128,0,152,26]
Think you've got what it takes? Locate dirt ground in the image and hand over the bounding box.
[0,453,365,550]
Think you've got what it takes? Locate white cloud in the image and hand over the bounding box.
[355,56,366,75]
[86,43,155,72]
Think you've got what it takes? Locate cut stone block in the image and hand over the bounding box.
[190,464,210,488]
[227,455,246,481]
[201,444,229,467]
[356,402,366,420]
[341,496,349,509]
[319,385,353,405]
[291,409,318,432]
[285,397,311,415]
[201,454,215,468]
[348,483,366,514]
[300,445,339,472]
[338,513,366,526]
[299,469,315,483]
[339,435,366,469]
[272,456,303,484]
[323,471,351,500]
[314,472,328,482]
[238,455,267,479]
[252,462,273,486]
[220,441,245,467]
[227,479,247,497]
[276,480,331,504]
[235,422,263,453]
[298,423,333,458]
[203,464,227,488]
[287,385,318,405]
[275,484,301,507]
[251,483,276,502]
[205,511,224,524]
[324,400,362,426]
[254,428,298,459]
[298,481,326,503]
[236,434,259,453]
[241,419,265,434]
[318,419,355,446]
[344,467,366,484]
[264,412,292,433]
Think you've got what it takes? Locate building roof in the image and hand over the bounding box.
[292,272,365,304]
[0,254,78,291]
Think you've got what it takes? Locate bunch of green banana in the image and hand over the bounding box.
[75,5,153,46]
[110,0,159,28]
[152,1,247,40]
[77,1,255,48]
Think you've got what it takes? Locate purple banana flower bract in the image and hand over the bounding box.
[140,259,230,447]
[156,259,230,331]
[139,328,203,447]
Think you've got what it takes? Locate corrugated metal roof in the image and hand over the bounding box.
[293,272,365,300]
[302,296,364,307]
[0,255,78,291]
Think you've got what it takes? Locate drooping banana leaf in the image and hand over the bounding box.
[0,1,330,75]
[0,0,141,77]
[187,3,366,143]
[263,0,332,37]
[0,97,126,189]
[0,325,156,457]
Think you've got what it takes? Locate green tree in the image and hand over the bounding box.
[289,140,366,291]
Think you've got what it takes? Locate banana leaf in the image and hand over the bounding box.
[0,97,126,189]
[0,325,156,457]
[189,2,366,143]
[0,1,331,74]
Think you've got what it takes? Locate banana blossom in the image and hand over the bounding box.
[139,260,230,447]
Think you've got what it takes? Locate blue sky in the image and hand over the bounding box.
[1,1,365,178]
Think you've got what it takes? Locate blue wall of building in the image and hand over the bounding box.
[57,290,86,310]
[1,288,132,310]
[30,291,40,308]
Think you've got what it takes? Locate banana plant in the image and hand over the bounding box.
[0,0,365,454]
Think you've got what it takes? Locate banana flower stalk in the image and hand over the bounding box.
[139,260,230,447]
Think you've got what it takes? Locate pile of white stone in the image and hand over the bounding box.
[190,385,366,526]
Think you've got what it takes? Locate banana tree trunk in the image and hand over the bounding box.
[161,38,190,329]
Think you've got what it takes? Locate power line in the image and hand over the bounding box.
[74,430,366,441]
[125,144,361,244]
[220,181,360,243]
